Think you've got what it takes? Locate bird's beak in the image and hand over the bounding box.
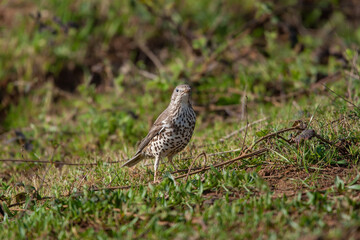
[184,88,191,93]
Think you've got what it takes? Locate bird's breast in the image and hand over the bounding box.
[172,106,196,128]
[144,106,196,158]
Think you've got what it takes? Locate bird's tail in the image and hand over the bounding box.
[121,153,144,168]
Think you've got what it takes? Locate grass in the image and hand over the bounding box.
[1,90,359,239]
[1,0,360,239]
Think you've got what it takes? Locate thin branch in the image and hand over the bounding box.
[240,98,249,153]
[137,69,158,80]
[136,41,164,72]
[90,185,132,192]
[0,159,125,166]
[185,152,207,182]
[220,117,268,141]
[345,70,360,80]
[8,197,53,208]
[174,148,268,180]
[314,133,348,155]
[64,149,267,192]
[21,146,58,217]
[246,126,304,152]
[322,84,359,108]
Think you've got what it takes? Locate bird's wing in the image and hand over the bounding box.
[134,106,171,155]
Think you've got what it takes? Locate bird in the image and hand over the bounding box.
[122,84,196,181]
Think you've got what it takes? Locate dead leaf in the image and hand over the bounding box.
[293,129,316,144]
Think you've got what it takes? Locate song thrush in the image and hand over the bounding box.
[122,84,196,181]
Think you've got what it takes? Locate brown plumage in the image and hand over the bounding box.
[122,84,196,181]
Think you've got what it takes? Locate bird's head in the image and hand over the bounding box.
[170,84,192,106]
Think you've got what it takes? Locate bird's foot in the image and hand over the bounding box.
[152,176,161,184]
[153,172,160,184]
[152,179,161,184]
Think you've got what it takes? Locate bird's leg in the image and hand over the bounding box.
[153,155,161,182]
[168,155,178,171]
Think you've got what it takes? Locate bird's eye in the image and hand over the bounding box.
[176,89,179,92]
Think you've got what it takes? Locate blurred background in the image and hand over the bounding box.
[1,2,360,237]
[0,0,359,154]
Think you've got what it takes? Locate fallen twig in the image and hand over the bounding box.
[0,159,96,166]
[174,148,268,180]
[93,149,267,190]
[246,126,304,153]
[220,117,268,141]
[322,83,359,108]
[136,41,164,72]
[186,152,207,182]
[8,196,53,208]
[345,70,360,80]
[314,133,349,155]
[90,185,132,192]
[0,159,124,166]
[20,146,59,217]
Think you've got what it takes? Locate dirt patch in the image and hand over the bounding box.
[0,1,36,28]
[258,164,358,198]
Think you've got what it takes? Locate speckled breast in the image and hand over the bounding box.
[146,106,196,158]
